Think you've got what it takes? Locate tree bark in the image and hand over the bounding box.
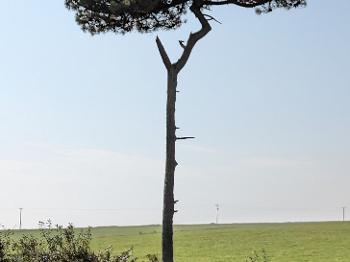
[162,67,178,262]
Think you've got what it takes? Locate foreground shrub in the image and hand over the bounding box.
[0,223,148,262]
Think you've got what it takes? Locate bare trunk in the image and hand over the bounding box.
[156,5,211,261]
[162,67,177,262]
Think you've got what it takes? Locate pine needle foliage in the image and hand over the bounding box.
[64,0,306,34]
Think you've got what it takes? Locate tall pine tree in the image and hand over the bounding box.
[65,1,306,261]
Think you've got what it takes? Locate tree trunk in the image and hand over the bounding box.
[156,6,211,261]
[162,67,177,262]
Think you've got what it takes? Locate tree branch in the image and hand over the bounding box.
[202,0,271,7]
[176,136,195,140]
[156,36,172,71]
[203,14,222,24]
[174,3,212,73]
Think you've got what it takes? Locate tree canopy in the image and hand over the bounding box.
[65,0,306,34]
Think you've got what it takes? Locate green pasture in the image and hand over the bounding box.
[10,222,350,261]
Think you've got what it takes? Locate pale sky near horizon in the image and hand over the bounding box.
[0,1,349,229]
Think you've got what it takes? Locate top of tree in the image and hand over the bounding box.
[65,0,306,34]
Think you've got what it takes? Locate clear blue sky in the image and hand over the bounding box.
[0,1,349,228]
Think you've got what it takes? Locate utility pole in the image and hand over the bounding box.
[19,208,23,230]
[342,206,346,222]
[215,204,219,224]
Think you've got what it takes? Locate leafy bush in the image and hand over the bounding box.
[0,223,153,262]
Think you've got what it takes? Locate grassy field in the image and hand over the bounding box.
[10,222,350,261]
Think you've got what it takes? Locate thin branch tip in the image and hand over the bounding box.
[156,36,172,70]
[204,14,222,24]
[176,136,195,140]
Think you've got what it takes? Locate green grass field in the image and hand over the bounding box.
[11,222,350,261]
